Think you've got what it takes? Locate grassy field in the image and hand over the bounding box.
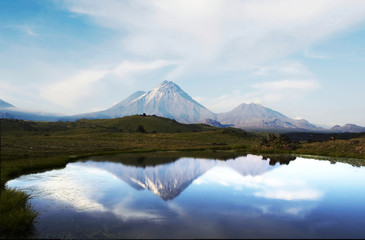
[1,115,364,237]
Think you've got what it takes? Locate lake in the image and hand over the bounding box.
[6,154,365,239]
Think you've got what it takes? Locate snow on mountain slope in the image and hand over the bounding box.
[116,81,216,123]
[69,81,216,123]
[217,103,319,131]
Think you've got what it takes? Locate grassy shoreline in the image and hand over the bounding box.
[1,117,364,237]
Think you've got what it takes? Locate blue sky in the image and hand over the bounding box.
[1,0,365,126]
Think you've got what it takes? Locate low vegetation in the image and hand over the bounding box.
[0,189,38,238]
[258,132,365,162]
[0,115,364,237]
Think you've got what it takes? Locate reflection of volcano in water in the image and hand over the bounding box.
[126,159,215,200]
[85,155,295,200]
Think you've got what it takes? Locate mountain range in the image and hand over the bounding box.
[1,80,364,132]
[331,124,365,133]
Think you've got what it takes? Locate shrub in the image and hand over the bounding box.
[136,125,146,133]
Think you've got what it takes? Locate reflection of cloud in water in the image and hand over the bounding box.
[195,157,323,201]
[167,202,187,217]
[111,196,163,221]
[6,165,114,212]
[7,164,165,222]
[6,154,323,222]
[254,189,322,201]
[255,203,317,218]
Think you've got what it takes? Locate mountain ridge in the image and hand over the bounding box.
[331,124,365,133]
[63,80,321,131]
[0,99,15,109]
[1,81,362,132]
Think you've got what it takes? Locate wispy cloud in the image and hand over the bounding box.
[252,79,320,91]
[40,69,108,108]
[250,61,312,76]
[193,157,323,202]
[63,0,365,75]
[303,49,329,60]
[254,189,322,201]
[40,60,174,108]
[195,79,320,113]
[20,25,37,36]
[113,60,174,78]
[0,24,38,36]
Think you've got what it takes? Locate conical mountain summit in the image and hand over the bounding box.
[70,80,216,123]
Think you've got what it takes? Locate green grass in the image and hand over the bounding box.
[295,137,365,161]
[0,189,38,238]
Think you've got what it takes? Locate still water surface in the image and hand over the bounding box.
[6,154,365,239]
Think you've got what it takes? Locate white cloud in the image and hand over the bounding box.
[195,79,320,113]
[58,0,365,113]
[192,156,323,202]
[112,197,163,221]
[250,61,311,76]
[0,24,38,36]
[19,25,37,36]
[254,189,322,201]
[252,79,320,91]
[40,69,108,108]
[303,49,329,60]
[40,60,174,108]
[113,60,174,77]
[63,0,365,74]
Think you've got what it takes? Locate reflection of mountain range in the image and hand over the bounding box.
[86,155,292,200]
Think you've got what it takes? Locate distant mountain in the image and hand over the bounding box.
[0,99,15,109]
[203,118,230,128]
[0,81,325,131]
[67,81,216,123]
[0,112,15,119]
[64,81,320,131]
[331,124,365,133]
[0,109,61,121]
[217,103,320,131]
[0,99,61,121]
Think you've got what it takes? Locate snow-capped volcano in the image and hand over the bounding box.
[69,80,216,123]
[123,80,215,123]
